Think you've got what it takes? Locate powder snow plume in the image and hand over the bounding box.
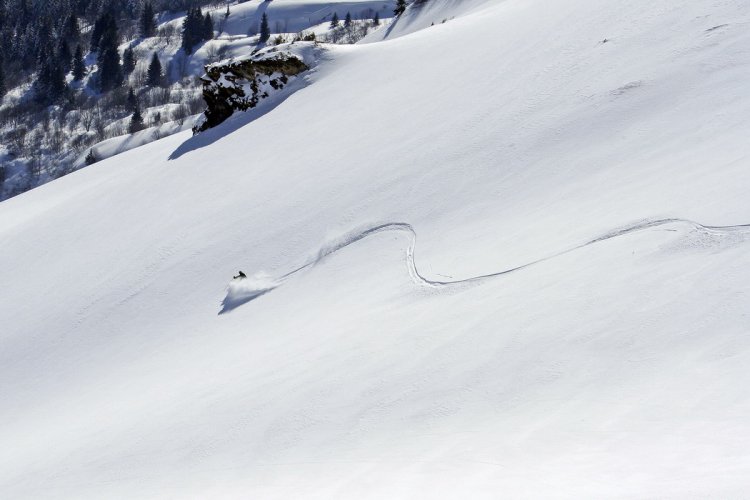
[219,272,281,314]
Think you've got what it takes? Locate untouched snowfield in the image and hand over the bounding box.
[2,0,750,497]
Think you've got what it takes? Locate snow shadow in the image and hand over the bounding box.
[168,79,307,161]
[250,0,271,32]
[219,272,281,314]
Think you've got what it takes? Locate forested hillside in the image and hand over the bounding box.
[0,0,393,200]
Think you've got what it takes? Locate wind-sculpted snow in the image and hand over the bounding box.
[220,218,750,312]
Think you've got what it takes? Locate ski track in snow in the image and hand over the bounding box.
[220,218,750,313]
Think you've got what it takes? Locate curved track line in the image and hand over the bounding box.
[280,218,750,287]
[220,218,750,313]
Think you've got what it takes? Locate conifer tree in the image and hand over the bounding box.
[122,46,136,74]
[140,2,156,38]
[259,12,270,43]
[394,0,407,16]
[58,38,72,72]
[373,11,380,26]
[48,61,67,100]
[97,14,123,91]
[344,12,352,27]
[33,41,66,104]
[85,149,98,165]
[90,13,107,52]
[126,87,137,111]
[35,43,52,90]
[180,8,192,53]
[72,44,86,81]
[129,105,145,133]
[35,58,66,104]
[34,16,53,59]
[147,52,162,86]
[98,46,123,91]
[0,57,5,97]
[62,14,80,43]
[17,0,31,29]
[182,7,212,54]
[203,13,213,40]
[330,12,339,28]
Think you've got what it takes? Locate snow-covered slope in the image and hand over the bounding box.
[212,0,394,37]
[2,0,750,497]
[361,0,492,42]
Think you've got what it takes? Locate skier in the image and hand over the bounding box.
[233,270,247,280]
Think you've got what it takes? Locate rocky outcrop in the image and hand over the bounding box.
[193,50,309,133]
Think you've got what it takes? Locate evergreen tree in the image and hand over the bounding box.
[85,149,98,165]
[140,2,156,38]
[181,7,205,54]
[0,57,5,97]
[17,0,31,30]
[122,46,136,74]
[373,11,380,26]
[259,12,270,43]
[202,13,213,40]
[62,14,80,43]
[35,42,53,90]
[72,44,86,81]
[181,7,195,53]
[147,52,162,86]
[97,13,123,91]
[129,105,145,133]
[330,12,339,28]
[344,12,352,27]
[35,58,66,104]
[33,41,67,104]
[57,39,72,72]
[394,0,407,16]
[98,46,123,91]
[90,13,107,52]
[126,87,137,111]
[48,61,67,100]
[34,16,53,60]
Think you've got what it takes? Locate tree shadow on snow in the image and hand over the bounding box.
[250,0,271,32]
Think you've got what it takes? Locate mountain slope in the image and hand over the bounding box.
[2,0,750,498]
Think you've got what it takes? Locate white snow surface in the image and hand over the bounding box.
[361,0,493,42]
[212,0,395,36]
[2,0,750,497]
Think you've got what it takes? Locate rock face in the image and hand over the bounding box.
[194,51,309,133]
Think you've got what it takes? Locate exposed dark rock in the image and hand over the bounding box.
[194,53,308,133]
